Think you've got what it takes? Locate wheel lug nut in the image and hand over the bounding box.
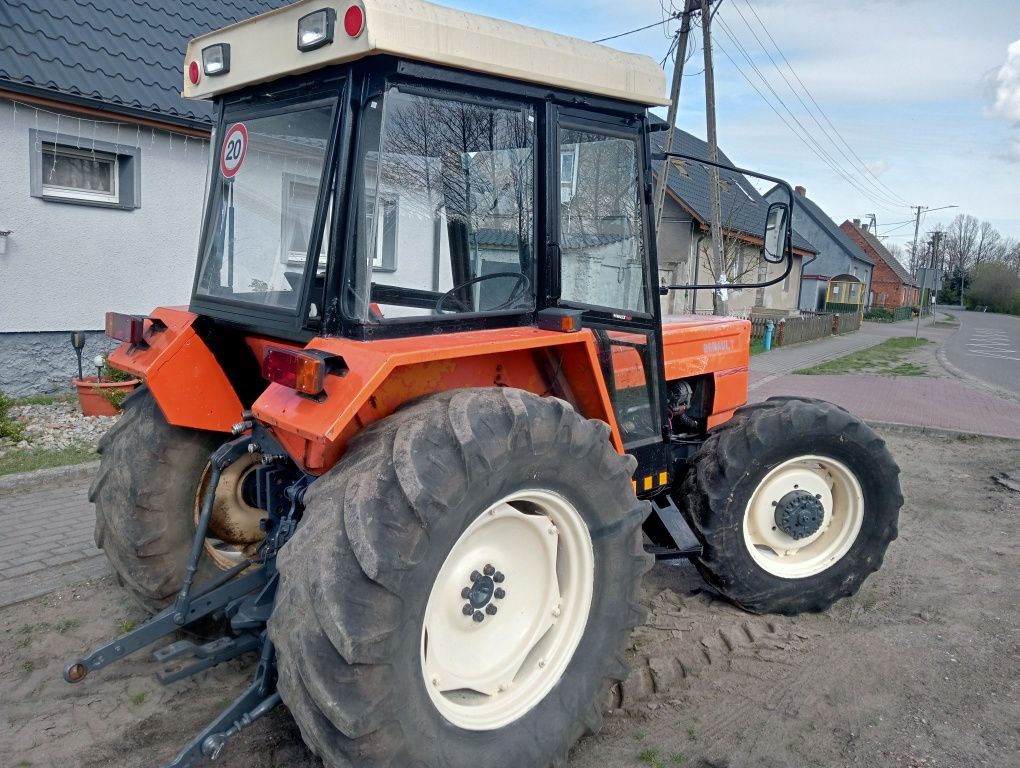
[493,572,505,583]
[470,570,481,582]
[461,587,471,599]
[494,588,506,599]
[486,604,497,615]
[483,564,495,576]
[462,604,474,616]
[472,611,485,623]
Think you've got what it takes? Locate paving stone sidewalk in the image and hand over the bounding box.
[0,480,105,608]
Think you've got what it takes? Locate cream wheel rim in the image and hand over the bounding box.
[194,454,266,570]
[742,455,864,579]
[420,489,595,731]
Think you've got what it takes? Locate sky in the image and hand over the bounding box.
[446,0,1020,250]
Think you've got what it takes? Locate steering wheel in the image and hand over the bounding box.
[435,272,531,313]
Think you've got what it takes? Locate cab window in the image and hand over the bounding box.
[346,87,536,322]
[558,128,649,314]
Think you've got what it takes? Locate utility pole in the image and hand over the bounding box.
[909,205,924,277]
[701,0,727,315]
[653,0,698,233]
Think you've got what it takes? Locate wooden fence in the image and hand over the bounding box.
[748,310,862,347]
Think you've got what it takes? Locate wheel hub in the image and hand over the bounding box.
[461,565,507,621]
[774,490,825,540]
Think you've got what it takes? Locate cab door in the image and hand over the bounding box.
[550,107,670,493]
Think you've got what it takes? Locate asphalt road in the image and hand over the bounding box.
[943,308,1020,396]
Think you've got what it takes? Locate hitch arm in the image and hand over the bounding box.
[162,638,280,768]
[63,568,266,683]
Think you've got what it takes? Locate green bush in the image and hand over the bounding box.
[864,307,893,321]
[0,392,25,442]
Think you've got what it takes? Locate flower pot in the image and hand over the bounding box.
[73,376,141,417]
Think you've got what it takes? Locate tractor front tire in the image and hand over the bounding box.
[269,388,650,768]
[90,386,221,612]
[679,397,902,615]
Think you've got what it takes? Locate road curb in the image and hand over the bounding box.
[0,460,100,494]
[867,420,1020,442]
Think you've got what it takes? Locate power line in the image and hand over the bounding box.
[738,0,912,208]
[715,14,909,212]
[726,2,911,209]
[593,16,678,43]
[713,20,910,214]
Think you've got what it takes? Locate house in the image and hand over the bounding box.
[0,0,283,396]
[839,219,919,309]
[651,128,817,316]
[764,185,874,312]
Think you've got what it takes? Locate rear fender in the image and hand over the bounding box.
[251,327,621,474]
[107,307,242,433]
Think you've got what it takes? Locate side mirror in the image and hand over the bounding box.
[762,202,789,264]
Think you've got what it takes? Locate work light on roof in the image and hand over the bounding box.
[297,8,336,51]
[202,43,230,76]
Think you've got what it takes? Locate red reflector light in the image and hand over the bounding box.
[344,5,364,37]
[105,312,145,344]
[188,60,201,85]
[262,349,326,396]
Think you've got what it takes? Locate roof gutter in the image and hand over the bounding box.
[0,82,210,137]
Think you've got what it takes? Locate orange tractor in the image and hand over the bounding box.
[64,1,902,766]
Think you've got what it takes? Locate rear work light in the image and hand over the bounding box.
[262,348,347,397]
[202,43,230,76]
[297,8,336,51]
[105,312,145,344]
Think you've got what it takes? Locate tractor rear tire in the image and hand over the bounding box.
[269,388,650,768]
[679,397,902,615]
[90,386,222,612]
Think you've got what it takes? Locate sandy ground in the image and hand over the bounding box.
[2,428,1018,768]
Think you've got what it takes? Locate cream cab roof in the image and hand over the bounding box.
[183,0,669,107]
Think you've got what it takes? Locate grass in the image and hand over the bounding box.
[750,339,765,355]
[130,690,150,706]
[0,444,97,476]
[11,393,76,406]
[118,618,137,634]
[638,749,665,768]
[793,337,931,377]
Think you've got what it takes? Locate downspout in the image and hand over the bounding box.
[798,248,817,310]
[691,231,705,313]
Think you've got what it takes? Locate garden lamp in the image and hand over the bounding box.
[70,331,86,381]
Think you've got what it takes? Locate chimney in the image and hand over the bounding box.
[853,218,866,232]
[794,185,806,197]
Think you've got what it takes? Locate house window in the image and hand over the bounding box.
[30,129,141,209]
[560,146,578,204]
[282,178,325,266]
[367,195,398,272]
[41,145,118,203]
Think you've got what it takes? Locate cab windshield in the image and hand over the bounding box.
[194,100,336,312]
[345,87,536,322]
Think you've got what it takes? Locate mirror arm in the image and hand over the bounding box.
[653,151,797,295]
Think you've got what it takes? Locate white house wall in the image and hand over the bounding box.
[0,98,210,394]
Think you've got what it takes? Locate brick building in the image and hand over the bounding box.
[840,219,918,309]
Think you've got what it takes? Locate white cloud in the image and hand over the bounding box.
[993,40,1020,123]
[864,159,892,177]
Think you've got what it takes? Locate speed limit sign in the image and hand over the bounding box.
[220,123,248,179]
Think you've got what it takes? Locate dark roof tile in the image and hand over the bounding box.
[651,123,815,253]
[0,0,289,124]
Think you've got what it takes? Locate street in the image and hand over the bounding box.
[944,309,1020,396]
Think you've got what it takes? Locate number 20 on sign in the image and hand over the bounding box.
[220,123,248,179]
